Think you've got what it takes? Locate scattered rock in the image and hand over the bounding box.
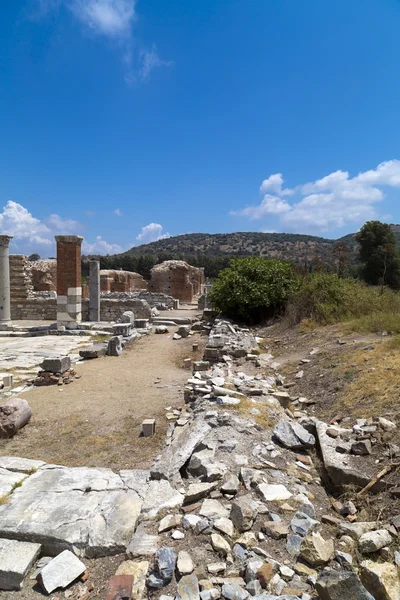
[115,560,148,600]
[211,534,231,557]
[315,569,374,600]
[37,550,86,594]
[359,530,393,554]
[257,483,293,502]
[360,560,400,600]
[176,574,200,600]
[300,532,334,566]
[273,419,315,450]
[177,551,194,575]
[200,499,230,520]
[230,495,258,532]
[0,539,41,591]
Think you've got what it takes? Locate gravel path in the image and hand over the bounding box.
[0,314,206,470]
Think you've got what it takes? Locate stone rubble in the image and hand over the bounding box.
[0,316,399,598]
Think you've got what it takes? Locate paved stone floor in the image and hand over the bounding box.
[0,334,92,375]
[0,459,150,558]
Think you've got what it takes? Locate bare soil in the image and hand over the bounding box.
[0,322,206,470]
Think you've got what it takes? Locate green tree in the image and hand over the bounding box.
[209,256,297,323]
[28,253,40,261]
[356,221,400,290]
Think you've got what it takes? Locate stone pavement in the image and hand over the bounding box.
[0,334,92,374]
[0,461,151,558]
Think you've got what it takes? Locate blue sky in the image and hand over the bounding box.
[2,0,400,256]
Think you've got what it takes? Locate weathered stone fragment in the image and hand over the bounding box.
[214,517,234,537]
[38,550,86,594]
[221,582,249,600]
[200,499,230,520]
[0,456,45,473]
[315,569,374,600]
[273,419,315,450]
[40,356,71,373]
[141,480,184,517]
[360,559,400,600]
[359,530,393,554]
[177,551,194,575]
[211,534,231,557]
[115,560,149,600]
[230,495,258,532]
[0,467,26,496]
[176,574,200,600]
[185,482,218,504]
[127,527,158,558]
[257,483,292,502]
[151,420,211,481]
[108,335,123,356]
[300,532,334,566]
[79,345,107,359]
[0,539,41,591]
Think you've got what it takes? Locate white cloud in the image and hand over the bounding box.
[136,223,170,244]
[36,0,171,84]
[82,235,122,254]
[68,0,135,37]
[232,160,400,233]
[232,194,291,220]
[114,208,123,216]
[0,201,52,246]
[45,213,83,232]
[139,45,173,81]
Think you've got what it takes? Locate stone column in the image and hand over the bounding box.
[55,235,83,327]
[89,259,100,321]
[0,235,13,328]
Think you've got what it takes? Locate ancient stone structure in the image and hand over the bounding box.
[89,260,100,321]
[149,261,204,303]
[30,259,57,292]
[55,235,83,327]
[100,270,148,293]
[0,235,13,328]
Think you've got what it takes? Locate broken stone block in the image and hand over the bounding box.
[193,361,210,371]
[40,356,71,374]
[177,551,194,575]
[121,311,135,324]
[0,539,41,591]
[262,521,289,539]
[158,514,182,533]
[221,582,249,600]
[273,419,315,450]
[184,482,218,504]
[300,532,334,566]
[359,529,393,553]
[360,559,400,600]
[351,440,372,456]
[155,326,169,334]
[176,574,200,600]
[141,480,184,517]
[220,474,240,495]
[256,483,293,502]
[211,533,231,557]
[150,420,211,481]
[37,550,86,594]
[0,398,32,439]
[108,335,123,356]
[79,345,107,359]
[199,499,230,520]
[315,569,374,600]
[230,495,258,532]
[155,547,176,585]
[113,323,134,336]
[214,517,234,538]
[0,456,45,473]
[115,560,149,600]
[142,419,155,437]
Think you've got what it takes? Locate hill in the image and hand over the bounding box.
[122,232,339,264]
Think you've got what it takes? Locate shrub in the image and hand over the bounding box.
[286,272,400,330]
[209,257,297,323]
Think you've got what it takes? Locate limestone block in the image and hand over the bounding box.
[0,539,41,590]
[38,550,86,594]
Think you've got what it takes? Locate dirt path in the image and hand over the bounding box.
[0,322,206,470]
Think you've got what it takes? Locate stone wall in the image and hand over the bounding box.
[81,297,152,321]
[30,259,57,291]
[100,270,148,292]
[10,255,34,309]
[11,294,57,321]
[149,260,204,303]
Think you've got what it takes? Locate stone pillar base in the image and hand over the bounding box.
[56,286,82,327]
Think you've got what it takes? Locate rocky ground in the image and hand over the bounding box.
[0,317,399,599]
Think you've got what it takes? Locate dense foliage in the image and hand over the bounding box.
[356,221,400,289]
[209,257,297,323]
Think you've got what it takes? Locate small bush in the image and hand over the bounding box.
[287,273,400,331]
[209,257,297,323]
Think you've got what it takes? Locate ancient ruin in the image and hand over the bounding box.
[149,260,204,303]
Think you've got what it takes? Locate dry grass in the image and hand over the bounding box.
[221,396,277,429]
[329,338,400,419]
[0,494,9,505]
